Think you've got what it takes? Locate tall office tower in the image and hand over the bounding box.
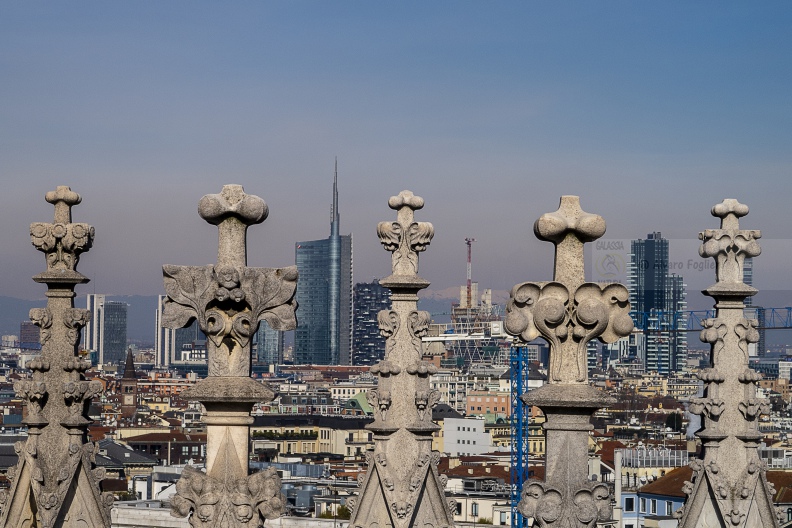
[255,324,283,368]
[155,294,174,367]
[743,257,766,356]
[174,321,202,363]
[102,301,128,365]
[744,257,754,307]
[84,293,105,355]
[628,232,687,374]
[352,280,392,365]
[19,322,40,350]
[294,163,353,365]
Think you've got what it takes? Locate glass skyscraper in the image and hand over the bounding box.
[294,164,353,365]
[352,280,392,366]
[255,324,283,369]
[103,301,128,365]
[629,232,687,374]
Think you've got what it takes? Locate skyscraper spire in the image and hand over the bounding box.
[331,157,339,236]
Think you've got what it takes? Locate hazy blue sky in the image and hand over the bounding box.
[1,2,791,306]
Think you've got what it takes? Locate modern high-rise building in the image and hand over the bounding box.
[352,280,392,366]
[85,294,105,355]
[19,322,40,350]
[155,295,207,366]
[102,301,128,365]
[628,232,687,374]
[155,295,170,367]
[742,257,767,356]
[85,294,127,365]
[255,324,283,369]
[294,163,353,365]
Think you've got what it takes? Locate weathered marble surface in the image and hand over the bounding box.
[678,200,779,528]
[504,196,632,528]
[0,187,111,528]
[163,185,295,528]
[349,191,454,528]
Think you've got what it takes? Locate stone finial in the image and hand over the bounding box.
[30,186,94,273]
[699,199,761,285]
[45,185,81,223]
[1,187,110,528]
[505,197,631,384]
[503,196,631,528]
[199,184,268,268]
[377,190,434,279]
[350,191,453,528]
[679,202,777,528]
[535,195,606,290]
[163,184,292,528]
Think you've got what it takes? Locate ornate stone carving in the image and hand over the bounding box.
[351,191,453,528]
[163,185,295,527]
[0,187,111,528]
[503,196,632,528]
[520,481,610,528]
[679,199,778,528]
[376,191,434,277]
[171,464,285,527]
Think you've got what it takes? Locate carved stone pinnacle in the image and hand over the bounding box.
[711,198,749,230]
[199,184,268,268]
[164,184,292,527]
[700,199,761,286]
[535,195,605,290]
[680,201,776,528]
[351,191,452,528]
[1,187,110,528]
[377,190,434,281]
[45,186,81,224]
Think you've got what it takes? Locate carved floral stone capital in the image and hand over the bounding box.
[377,190,434,278]
[30,186,94,273]
[505,281,632,383]
[519,481,610,528]
[699,199,761,285]
[171,466,285,528]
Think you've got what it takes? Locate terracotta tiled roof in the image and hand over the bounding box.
[639,466,691,498]
[636,466,792,503]
[596,439,627,468]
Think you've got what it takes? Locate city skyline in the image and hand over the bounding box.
[1,3,792,303]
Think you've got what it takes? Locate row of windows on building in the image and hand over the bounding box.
[623,497,674,516]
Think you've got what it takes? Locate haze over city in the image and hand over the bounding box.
[1,2,791,305]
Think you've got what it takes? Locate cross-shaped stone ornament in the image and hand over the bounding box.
[534,195,606,291]
[199,184,268,269]
[46,186,81,224]
[505,196,631,384]
[162,184,297,380]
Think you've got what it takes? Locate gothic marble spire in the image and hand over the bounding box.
[163,184,296,527]
[0,186,111,528]
[678,199,780,528]
[503,196,633,528]
[348,190,454,528]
